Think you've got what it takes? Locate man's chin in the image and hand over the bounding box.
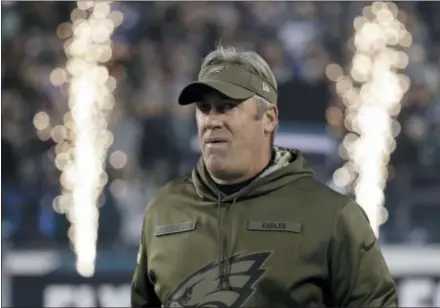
[205,158,226,172]
[204,158,231,178]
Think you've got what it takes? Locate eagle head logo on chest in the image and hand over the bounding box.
[165,252,271,307]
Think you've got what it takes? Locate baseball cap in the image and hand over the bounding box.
[178,64,278,105]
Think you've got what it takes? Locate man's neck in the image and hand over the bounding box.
[211,148,274,185]
[211,173,257,185]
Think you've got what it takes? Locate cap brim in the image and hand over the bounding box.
[178,80,255,105]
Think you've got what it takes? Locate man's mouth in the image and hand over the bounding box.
[205,137,228,145]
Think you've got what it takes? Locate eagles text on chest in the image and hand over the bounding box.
[262,222,286,229]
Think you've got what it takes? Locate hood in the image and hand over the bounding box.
[191,146,315,202]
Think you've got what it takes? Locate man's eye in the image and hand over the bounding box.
[220,103,235,112]
[197,103,211,113]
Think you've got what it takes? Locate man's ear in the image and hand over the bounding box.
[264,106,278,134]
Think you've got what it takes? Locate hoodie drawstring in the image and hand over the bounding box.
[223,197,237,290]
[216,196,237,290]
[216,196,224,289]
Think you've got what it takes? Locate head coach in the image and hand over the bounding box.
[131,45,398,307]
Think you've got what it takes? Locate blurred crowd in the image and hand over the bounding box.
[2,1,439,249]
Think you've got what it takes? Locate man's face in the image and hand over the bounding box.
[196,91,270,182]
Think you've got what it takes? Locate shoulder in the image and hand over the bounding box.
[287,176,351,212]
[142,173,199,216]
[140,173,201,239]
[276,176,357,236]
[288,176,373,239]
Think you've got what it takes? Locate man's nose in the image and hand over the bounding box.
[204,107,224,126]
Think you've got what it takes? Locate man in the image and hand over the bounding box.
[131,46,398,307]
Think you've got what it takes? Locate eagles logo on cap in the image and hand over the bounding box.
[204,65,229,78]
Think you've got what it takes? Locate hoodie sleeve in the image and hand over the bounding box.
[131,220,162,308]
[328,200,398,307]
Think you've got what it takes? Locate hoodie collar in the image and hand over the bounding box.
[191,146,314,203]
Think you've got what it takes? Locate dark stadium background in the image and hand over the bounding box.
[2,1,439,307]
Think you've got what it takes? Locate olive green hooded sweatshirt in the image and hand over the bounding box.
[132,147,397,307]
